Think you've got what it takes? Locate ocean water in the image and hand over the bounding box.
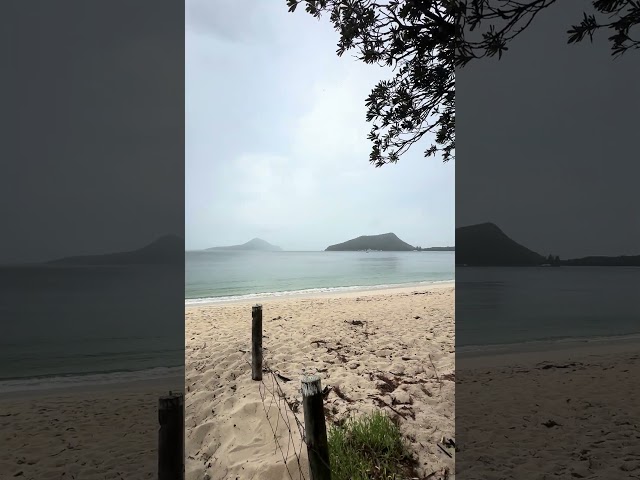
[185,250,455,303]
[0,252,451,393]
[0,264,184,392]
[457,266,640,352]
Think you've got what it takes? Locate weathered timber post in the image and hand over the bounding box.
[158,391,184,480]
[252,304,263,380]
[301,375,331,480]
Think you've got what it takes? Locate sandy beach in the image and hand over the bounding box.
[186,283,455,480]
[0,377,181,480]
[457,341,640,479]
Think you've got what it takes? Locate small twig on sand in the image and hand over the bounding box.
[369,395,408,420]
[542,419,562,428]
[437,443,453,458]
[333,385,355,403]
[321,385,333,399]
[275,372,292,383]
[426,467,450,480]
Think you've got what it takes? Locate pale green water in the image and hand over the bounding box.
[185,250,455,303]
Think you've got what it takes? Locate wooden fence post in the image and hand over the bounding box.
[252,304,263,381]
[158,391,184,480]
[302,375,331,480]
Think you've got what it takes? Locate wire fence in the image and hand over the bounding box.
[253,358,339,480]
[240,304,453,480]
[251,357,310,480]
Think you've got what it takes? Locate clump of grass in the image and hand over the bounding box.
[328,410,418,480]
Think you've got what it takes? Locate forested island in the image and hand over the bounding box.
[325,233,414,251]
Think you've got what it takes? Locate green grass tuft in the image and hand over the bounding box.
[327,410,418,480]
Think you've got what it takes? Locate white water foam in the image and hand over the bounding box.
[184,279,454,306]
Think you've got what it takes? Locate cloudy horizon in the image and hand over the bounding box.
[185,0,454,252]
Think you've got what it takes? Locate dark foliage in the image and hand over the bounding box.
[287,0,455,166]
[561,255,640,266]
[286,0,640,165]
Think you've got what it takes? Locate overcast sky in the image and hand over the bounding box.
[457,0,640,258]
[185,0,454,252]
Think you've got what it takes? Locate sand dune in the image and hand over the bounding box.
[186,284,455,480]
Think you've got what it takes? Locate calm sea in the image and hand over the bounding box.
[10,258,633,390]
[0,264,184,392]
[0,252,450,392]
[185,250,455,304]
[457,266,640,353]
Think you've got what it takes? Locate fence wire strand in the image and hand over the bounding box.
[244,307,344,479]
[246,358,310,480]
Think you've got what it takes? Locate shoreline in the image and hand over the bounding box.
[458,333,640,369]
[185,283,455,479]
[0,369,184,399]
[2,284,454,397]
[185,279,455,306]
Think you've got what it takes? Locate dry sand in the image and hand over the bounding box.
[457,342,640,480]
[0,377,181,480]
[186,283,455,480]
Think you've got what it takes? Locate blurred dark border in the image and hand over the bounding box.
[456,2,640,479]
[1,1,184,477]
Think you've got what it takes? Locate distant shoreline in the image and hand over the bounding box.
[458,333,640,368]
[0,367,184,398]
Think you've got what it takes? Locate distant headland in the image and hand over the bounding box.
[325,233,454,252]
[456,223,544,266]
[48,234,184,265]
[206,238,282,252]
[325,233,415,251]
[457,222,640,266]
